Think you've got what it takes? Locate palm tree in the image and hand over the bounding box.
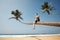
[9,9,23,22]
[41,1,55,15]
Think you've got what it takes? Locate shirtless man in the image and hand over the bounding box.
[33,13,40,30]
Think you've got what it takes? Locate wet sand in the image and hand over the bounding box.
[0,35,60,40]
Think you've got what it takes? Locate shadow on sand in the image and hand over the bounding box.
[30,36,41,40]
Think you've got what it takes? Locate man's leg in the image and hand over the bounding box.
[33,20,37,30]
[33,22,35,30]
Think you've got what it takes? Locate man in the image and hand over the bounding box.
[33,13,40,30]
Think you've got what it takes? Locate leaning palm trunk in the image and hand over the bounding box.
[21,22,60,27]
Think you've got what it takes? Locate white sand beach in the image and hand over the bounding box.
[0,34,60,40]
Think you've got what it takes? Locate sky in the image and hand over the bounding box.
[0,0,60,35]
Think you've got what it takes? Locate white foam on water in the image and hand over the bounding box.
[0,34,60,38]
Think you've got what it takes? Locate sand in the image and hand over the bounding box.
[0,35,60,40]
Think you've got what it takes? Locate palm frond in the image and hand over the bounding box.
[19,17,23,20]
[11,11,15,14]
